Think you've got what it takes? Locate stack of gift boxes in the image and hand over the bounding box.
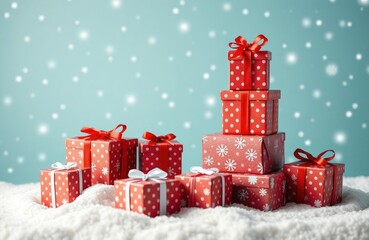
[39,34,345,216]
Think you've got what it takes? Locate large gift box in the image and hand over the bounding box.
[202,132,285,174]
[231,171,285,211]
[114,168,181,217]
[65,124,138,185]
[228,35,271,91]
[175,167,232,208]
[40,162,91,208]
[139,132,183,179]
[221,90,280,135]
[284,149,345,207]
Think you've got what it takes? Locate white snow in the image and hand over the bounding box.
[1,177,369,239]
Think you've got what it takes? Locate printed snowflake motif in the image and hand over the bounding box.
[225,159,237,171]
[202,136,208,143]
[168,167,175,176]
[248,176,258,185]
[203,188,210,196]
[102,167,108,175]
[91,163,97,172]
[234,137,246,149]
[257,163,263,173]
[245,148,257,161]
[238,189,248,201]
[62,199,68,205]
[216,144,228,157]
[291,174,297,181]
[314,200,322,207]
[263,204,270,211]
[204,156,214,166]
[259,188,267,197]
[270,177,275,189]
[114,162,121,172]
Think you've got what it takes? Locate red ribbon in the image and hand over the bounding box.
[142,132,176,173]
[294,148,335,167]
[229,34,268,89]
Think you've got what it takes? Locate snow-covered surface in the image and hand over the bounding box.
[1,177,369,240]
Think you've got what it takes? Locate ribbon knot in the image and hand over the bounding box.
[229,34,268,59]
[294,148,335,167]
[128,168,168,181]
[190,166,219,176]
[80,124,127,140]
[142,131,176,146]
[51,162,77,170]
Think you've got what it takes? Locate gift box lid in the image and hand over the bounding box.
[41,167,90,175]
[230,171,284,189]
[139,140,183,153]
[220,90,281,101]
[284,162,345,175]
[66,137,138,151]
[176,172,232,181]
[228,50,272,61]
[115,178,179,187]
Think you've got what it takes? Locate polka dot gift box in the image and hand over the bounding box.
[114,168,181,217]
[231,171,285,211]
[228,35,271,91]
[175,167,232,208]
[221,90,280,135]
[284,149,345,207]
[40,162,91,208]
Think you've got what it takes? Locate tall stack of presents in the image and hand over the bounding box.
[40,34,345,217]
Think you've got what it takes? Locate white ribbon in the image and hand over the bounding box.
[190,166,226,207]
[125,168,168,215]
[50,162,82,208]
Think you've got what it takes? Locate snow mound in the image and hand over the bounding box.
[1,177,369,240]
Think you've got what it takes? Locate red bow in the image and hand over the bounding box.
[142,132,176,145]
[80,124,127,140]
[228,34,268,59]
[294,148,335,167]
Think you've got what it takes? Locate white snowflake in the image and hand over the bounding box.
[91,163,96,172]
[203,188,210,196]
[62,199,68,205]
[216,144,228,157]
[102,167,108,175]
[225,159,237,171]
[257,163,263,173]
[248,176,258,185]
[238,189,248,201]
[259,188,267,196]
[202,136,208,143]
[168,167,175,176]
[270,177,275,189]
[114,162,120,172]
[245,149,257,161]
[291,174,297,181]
[263,204,270,211]
[234,137,246,149]
[204,156,214,166]
[314,200,322,207]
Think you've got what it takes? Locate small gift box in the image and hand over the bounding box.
[202,132,285,174]
[40,162,91,208]
[138,132,183,179]
[221,90,280,135]
[114,168,181,217]
[65,124,138,185]
[232,171,285,211]
[175,167,232,208]
[284,148,345,207]
[228,35,271,91]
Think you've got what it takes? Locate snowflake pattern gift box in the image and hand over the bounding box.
[231,171,285,211]
[65,125,138,185]
[221,90,280,135]
[202,132,285,174]
[175,167,232,208]
[40,162,91,208]
[114,168,181,217]
[284,149,345,208]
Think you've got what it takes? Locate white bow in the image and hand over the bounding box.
[190,166,219,175]
[51,162,77,170]
[128,168,167,181]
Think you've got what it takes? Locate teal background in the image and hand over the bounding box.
[1,0,369,184]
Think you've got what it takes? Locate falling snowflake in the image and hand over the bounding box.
[102,167,108,175]
[62,199,68,205]
[234,137,246,149]
[259,188,267,197]
[248,176,258,185]
[238,189,248,201]
[203,188,210,196]
[326,63,338,76]
[216,144,228,157]
[257,163,263,173]
[245,149,257,161]
[204,156,214,166]
[263,204,270,211]
[270,177,275,189]
[225,159,237,171]
[314,200,322,207]
[91,163,96,172]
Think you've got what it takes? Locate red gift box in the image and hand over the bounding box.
[65,124,138,185]
[114,168,181,217]
[202,132,285,174]
[284,149,345,207]
[221,90,280,135]
[228,35,271,91]
[139,132,183,179]
[231,171,285,211]
[175,167,232,208]
[40,162,91,208]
